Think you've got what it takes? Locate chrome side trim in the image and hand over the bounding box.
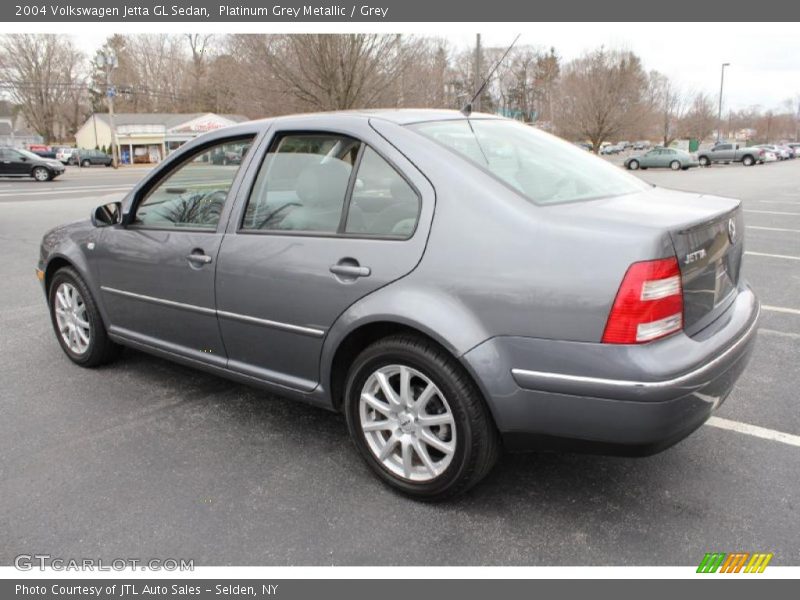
[511,304,760,392]
[101,286,216,316]
[217,310,325,338]
[100,286,325,338]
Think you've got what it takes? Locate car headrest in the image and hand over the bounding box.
[296,160,352,207]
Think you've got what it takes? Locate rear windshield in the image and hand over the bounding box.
[408,119,649,205]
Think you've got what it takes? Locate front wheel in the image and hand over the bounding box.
[48,267,121,367]
[627,160,639,170]
[344,335,499,500]
[670,160,681,171]
[32,166,51,182]
[699,156,710,167]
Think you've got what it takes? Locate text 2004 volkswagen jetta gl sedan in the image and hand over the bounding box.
[38,110,759,499]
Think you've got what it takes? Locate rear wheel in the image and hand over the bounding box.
[48,267,121,367]
[670,160,681,171]
[81,159,91,168]
[32,166,51,182]
[344,335,499,501]
[627,159,639,170]
[742,155,755,166]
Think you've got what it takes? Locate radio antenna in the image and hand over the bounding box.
[461,34,521,117]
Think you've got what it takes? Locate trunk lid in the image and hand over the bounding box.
[670,203,744,335]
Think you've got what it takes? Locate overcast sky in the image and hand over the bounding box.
[73,23,799,112]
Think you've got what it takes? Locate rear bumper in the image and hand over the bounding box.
[462,285,760,456]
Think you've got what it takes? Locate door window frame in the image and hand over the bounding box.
[235,129,422,241]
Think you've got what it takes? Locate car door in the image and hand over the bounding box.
[215,119,434,391]
[1,149,32,175]
[94,135,255,365]
[640,150,657,167]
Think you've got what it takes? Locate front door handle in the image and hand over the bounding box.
[186,251,212,266]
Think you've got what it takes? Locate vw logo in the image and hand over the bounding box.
[728,218,736,243]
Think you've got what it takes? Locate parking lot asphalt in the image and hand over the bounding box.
[1,160,798,566]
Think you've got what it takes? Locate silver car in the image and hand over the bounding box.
[38,111,759,499]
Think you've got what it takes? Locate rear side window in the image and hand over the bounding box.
[242,134,420,238]
[346,147,420,237]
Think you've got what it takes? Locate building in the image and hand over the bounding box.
[74,112,249,164]
[0,117,44,148]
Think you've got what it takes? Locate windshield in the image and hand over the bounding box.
[409,119,649,205]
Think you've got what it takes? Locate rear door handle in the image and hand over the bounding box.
[329,264,371,278]
[186,253,212,265]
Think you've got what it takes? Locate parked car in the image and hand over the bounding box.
[625,147,699,171]
[762,150,779,163]
[753,144,791,160]
[697,143,764,166]
[600,143,622,155]
[0,146,65,181]
[37,110,759,499]
[28,144,57,159]
[633,140,651,150]
[54,147,77,165]
[70,149,113,167]
[787,142,800,156]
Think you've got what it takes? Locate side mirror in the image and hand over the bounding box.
[91,201,122,227]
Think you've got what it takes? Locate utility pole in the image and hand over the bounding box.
[474,34,482,113]
[716,63,729,143]
[96,49,119,168]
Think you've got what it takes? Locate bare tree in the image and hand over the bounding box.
[678,93,717,142]
[0,34,86,142]
[554,48,650,152]
[649,72,688,146]
[259,34,415,110]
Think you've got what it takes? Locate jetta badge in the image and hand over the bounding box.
[728,218,737,243]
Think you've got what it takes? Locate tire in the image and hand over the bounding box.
[48,267,121,368]
[699,156,710,167]
[81,159,91,168]
[670,160,681,171]
[344,334,500,501]
[32,166,51,182]
[742,155,755,166]
[627,159,639,170]
[105,161,112,167]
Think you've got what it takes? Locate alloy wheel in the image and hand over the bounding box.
[33,167,49,181]
[358,364,456,482]
[54,282,91,355]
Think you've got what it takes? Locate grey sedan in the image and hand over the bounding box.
[38,110,759,499]
[625,147,699,170]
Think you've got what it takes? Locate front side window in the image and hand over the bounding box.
[242,133,359,233]
[135,138,253,230]
[410,119,651,205]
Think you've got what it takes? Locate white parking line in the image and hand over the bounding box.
[0,186,132,198]
[758,200,800,205]
[762,305,800,316]
[758,328,800,339]
[744,209,800,216]
[706,416,800,448]
[745,251,800,261]
[747,226,800,233]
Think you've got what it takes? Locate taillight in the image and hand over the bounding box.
[602,257,683,344]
